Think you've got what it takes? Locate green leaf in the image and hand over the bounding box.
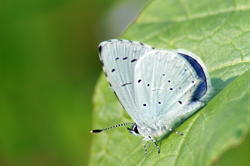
[89,0,250,165]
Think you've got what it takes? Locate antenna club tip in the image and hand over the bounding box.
[90,129,103,133]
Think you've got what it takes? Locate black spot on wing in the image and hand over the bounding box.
[138,79,141,83]
[109,82,112,87]
[131,59,137,63]
[99,45,103,62]
[111,69,115,72]
[140,42,144,46]
[178,101,182,104]
[121,83,132,86]
[98,45,102,55]
[115,57,119,60]
[123,57,128,60]
[143,104,146,106]
[100,60,104,66]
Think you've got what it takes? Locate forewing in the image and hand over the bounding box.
[134,50,206,127]
[99,39,154,124]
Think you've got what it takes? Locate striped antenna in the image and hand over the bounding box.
[90,123,134,133]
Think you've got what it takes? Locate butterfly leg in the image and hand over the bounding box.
[167,127,183,135]
[148,135,160,154]
[161,125,183,135]
[147,141,150,148]
[142,138,148,156]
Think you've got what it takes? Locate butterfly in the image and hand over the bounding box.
[91,39,212,155]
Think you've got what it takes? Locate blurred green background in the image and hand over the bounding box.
[0,0,149,165]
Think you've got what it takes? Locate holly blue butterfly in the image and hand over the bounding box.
[91,39,212,155]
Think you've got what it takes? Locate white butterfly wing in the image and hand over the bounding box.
[99,39,154,124]
[134,50,208,128]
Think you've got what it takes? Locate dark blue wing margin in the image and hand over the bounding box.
[178,53,207,101]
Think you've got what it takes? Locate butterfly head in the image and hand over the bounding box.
[127,123,140,135]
